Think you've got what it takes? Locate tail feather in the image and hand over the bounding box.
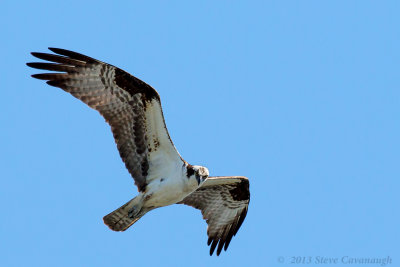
[103,197,145,232]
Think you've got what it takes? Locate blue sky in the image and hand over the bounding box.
[1,1,399,266]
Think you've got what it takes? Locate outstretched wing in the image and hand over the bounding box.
[178,176,250,256]
[27,48,184,192]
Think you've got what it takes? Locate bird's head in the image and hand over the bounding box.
[187,165,209,185]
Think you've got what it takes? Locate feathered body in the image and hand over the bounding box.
[27,48,250,256]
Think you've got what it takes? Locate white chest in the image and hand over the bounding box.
[144,164,198,207]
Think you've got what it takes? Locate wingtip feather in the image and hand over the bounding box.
[209,239,218,256]
[48,47,61,53]
[46,80,59,87]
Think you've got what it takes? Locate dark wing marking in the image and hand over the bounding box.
[27,48,183,192]
[178,176,250,256]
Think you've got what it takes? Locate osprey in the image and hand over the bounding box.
[27,48,250,256]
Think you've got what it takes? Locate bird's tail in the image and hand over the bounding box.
[103,196,147,231]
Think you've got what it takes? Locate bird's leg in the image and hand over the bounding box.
[128,206,140,218]
[128,193,153,218]
[127,194,145,219]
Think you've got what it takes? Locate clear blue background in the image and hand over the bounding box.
[1,1,399,266]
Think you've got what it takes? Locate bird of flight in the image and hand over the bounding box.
[27,48,250,256]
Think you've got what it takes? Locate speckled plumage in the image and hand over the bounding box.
[179,177,249,255]
[27,48,250,256]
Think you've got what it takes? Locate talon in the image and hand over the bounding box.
[128,206,139,218]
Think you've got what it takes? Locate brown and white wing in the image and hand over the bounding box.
[27,48,183,192]
[178,176,250,256]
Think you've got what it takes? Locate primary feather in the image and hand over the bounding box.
[27,48,250,255]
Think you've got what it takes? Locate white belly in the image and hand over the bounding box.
[143,170,199,208]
